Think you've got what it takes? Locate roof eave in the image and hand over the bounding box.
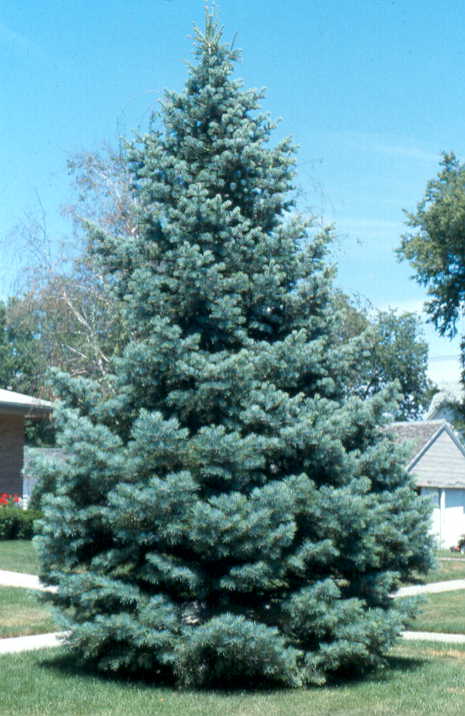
[0,401,52,417]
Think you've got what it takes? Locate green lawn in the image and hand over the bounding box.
[425,557,465,582]
[0,642,462,715]
[0,540,39,574]
[402,556,465,586]
[0,541,465,713]
[437,550,465,560]
[420,557,465,584]
[404,590,465,634]
[0,586,56,638]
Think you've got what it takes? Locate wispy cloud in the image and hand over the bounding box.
[327,130,439,165]
[370,142,438,163]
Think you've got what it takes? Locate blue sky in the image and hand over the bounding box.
[1,0,465,389]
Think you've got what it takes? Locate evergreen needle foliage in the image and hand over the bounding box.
[35,13,433,688]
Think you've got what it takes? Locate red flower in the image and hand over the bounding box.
[0,493,20,507]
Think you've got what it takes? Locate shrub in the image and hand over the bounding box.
[0,508,18,539]
[0,496,42,540]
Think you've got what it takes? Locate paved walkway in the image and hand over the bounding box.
[394,579,465,598]
[2,629,465,655]
[0,569,56,592]
[0,632,66,655]
[402,630,465,643]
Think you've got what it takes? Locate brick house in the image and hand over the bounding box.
[0,389,52,496]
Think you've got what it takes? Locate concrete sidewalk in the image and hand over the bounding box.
[2,629,465,656]
[402,630,465,644]
[394,579,465,598]
[0,569,56,593]
[0,632,66,655]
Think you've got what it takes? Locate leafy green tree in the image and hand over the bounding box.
[3,141,134,390]
[399,152,465,338]
[0,298,47,398]
[35,14,432,688]
[0,298,54,444]
[6,228,126,382]
[367,310,433,420]
[337,295,434,420]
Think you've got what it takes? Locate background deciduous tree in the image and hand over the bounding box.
[399,153,465,338]
[2,145,133,386]
[399,151,465,410]
[337,293,434,419]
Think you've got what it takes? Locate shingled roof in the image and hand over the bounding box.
[388,421,447,464]
[387,420,465,488]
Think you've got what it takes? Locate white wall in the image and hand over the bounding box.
[422,487,465,548]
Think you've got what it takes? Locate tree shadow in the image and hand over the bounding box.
[34,648,426,694]
[36,649,175,689]
[317,653,425,693]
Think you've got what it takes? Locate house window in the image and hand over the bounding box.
[445,489,465,510]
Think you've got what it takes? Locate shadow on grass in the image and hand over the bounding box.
[321,653,425,691]
[36,649,174,689]
[34,648,426,695]
[36,650,286,694]
[384,654,425,674]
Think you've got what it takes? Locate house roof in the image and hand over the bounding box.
[0,389,52,416]
[388,421,447,463]
[388,420,465,488]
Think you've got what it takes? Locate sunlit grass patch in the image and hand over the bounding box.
[0,539,39,574]
[0,586,56,638]
[401,591,465,634]
[0,642,462,715]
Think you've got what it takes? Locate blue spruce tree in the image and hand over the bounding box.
[35,14,433,687]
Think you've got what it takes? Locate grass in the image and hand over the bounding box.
[0,542,463,713]
[404,590,465,634]
[402,554,465,585]
[0,540,39,574]
[420,559,465,583]
[0,541,57,638]
[0,586,56,638]
[0,642,463,715]
[437,550,465,559]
